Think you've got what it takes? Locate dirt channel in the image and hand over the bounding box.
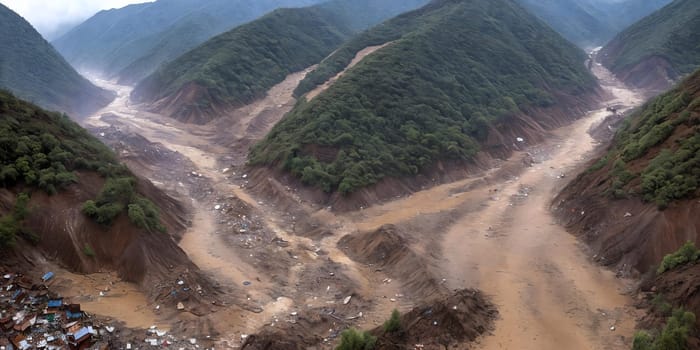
[71,52,647,349]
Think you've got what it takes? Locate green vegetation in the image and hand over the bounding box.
[83,244,96,257]
[601,0,700,79]
[517,0,671,48]
[588,71,700,208]
[640,134,700,208]
[0,193,30,249]
[0,90,119,193]
[383,309,402,333]
[633,309,696,350]
[658,242,700,274]
[251,0,597,194]
[0,4,112,117]
[53,0,330,84]
[293,1,432,97]
[132,0,430,123]
[336,328,376,350]
[132,6,352,123]
[652,293,674,316]
[0,90,165,240]
[82,177,165,232]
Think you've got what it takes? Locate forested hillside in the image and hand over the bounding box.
[131,0,428,124]
[517,0,671,48]
[251,0,599,195]
[600,0,700,91]
[0,4,113,118]
[52,0,325,84]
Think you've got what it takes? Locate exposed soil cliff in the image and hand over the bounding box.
[553,70,700,276]
[0,173,218,309]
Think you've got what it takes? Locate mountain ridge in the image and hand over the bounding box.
[600,0,700,92]
[0,4,114,119]
[131,0,429,124]
[52,0,328,83]
[517,0,672,48]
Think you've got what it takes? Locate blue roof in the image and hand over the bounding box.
[66,311,82,319]
[73,327,90,340]
[48,300,62,308]
[42,272,54,281]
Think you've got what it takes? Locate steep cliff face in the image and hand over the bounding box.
[0,91,214,306]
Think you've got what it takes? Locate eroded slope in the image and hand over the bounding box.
[554,68,700,275]
[0,91,215,308]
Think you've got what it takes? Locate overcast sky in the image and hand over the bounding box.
[1,0,152,40]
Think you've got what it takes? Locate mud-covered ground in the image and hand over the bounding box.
[35,52,651,349]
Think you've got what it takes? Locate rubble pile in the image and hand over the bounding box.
[0,271,217,350]
[0,272,114,350]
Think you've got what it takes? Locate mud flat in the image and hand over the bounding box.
[439,62,643,349]
[72,55,646,349]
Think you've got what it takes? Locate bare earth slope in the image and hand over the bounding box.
[553,69,700,276]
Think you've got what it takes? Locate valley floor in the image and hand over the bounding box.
[67,58,645,348]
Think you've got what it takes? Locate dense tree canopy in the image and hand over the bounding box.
[251,0,597,194]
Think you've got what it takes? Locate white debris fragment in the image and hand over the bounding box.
[177,302,185,310]
[624,212,633,217]
[189,338,197,345]
[343,296,352,305]
[214,205,221,210]
[516,137,525,142]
